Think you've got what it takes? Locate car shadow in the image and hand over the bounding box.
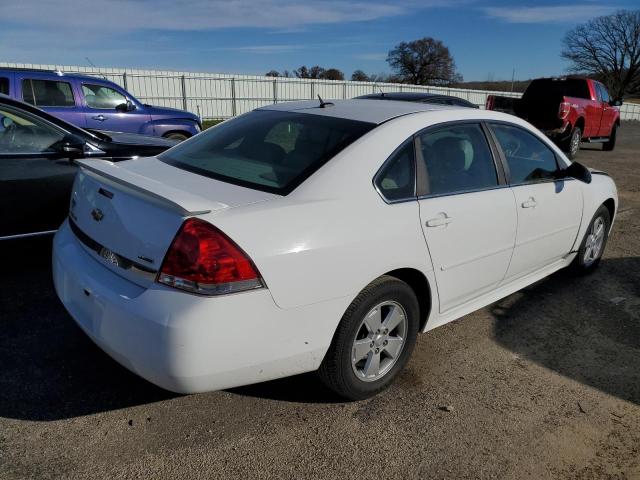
[492,257,640,405]
[0,237,176,421]
[1,237,637,420]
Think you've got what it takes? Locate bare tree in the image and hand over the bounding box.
[562,10,640,100]
[387,37,459,85]
[351,70,370,81]
[265,70,280,77]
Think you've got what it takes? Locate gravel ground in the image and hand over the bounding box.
[1,123,639,480]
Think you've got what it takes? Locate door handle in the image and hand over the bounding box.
[521,197,537,208]
[425,214,453,227]
[91,115,106,121]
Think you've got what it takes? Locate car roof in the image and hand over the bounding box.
[0,67,108,82]
[356,92,443,101]
[258,99,462,125]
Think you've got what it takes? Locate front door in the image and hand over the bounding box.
[596,83,617,138]
[0,103,77,238]
[416,122,517,312]
[81,82,145,134]
[488,122,583,281]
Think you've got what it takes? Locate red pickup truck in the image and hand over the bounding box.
[486,77,621,159]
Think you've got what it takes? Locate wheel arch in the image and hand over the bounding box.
[384,268,433,332]
[574,116,585,134]
[603,197,616,226]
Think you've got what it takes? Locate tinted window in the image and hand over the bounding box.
[418,123,498,196]
[490,123,559,184]
[82,83,127,109]
[0,106,65,154]
[22,79,75,107]
[376,142,415,201]
[159,110,375,194]
[523,78,591,100]
[0,77,8,95]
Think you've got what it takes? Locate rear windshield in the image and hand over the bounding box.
[524,79,591,100]
[158,110,375,195]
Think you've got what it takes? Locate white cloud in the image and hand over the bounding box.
[2,0,408,31]
[484,5,620,24]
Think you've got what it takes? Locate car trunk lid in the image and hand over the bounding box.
[69,157,278,287]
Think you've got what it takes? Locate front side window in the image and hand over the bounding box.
[82,83,127,109]
[22,79,75,107]
[490,123,559,184]
[375,141,415,201]
[0,77,8,95]
[158,110,375,194]
[0,106,65,154]
[418,123,498,196]
[597,84,610,103]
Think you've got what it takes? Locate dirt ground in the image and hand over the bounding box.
[1,123,639,480]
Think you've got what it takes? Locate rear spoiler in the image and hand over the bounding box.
[76,159,215,216]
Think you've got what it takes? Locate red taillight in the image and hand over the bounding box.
[485,95,494,110]
[158,218,263,295]
[558,101,571,120]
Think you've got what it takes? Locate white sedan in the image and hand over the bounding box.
[52,100,617,400]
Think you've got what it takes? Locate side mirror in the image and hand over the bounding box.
[609,99,622,107]
[55,134,86,158]
[115,100,136,112]
[559,161,592,184]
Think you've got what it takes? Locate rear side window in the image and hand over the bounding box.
[22,79,75,107]
[418,123,498,196]
[375,141,415,202]
[0,77,8,95]
[158,110,375,195]
[490,123,559,184]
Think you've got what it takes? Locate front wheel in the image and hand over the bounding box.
[571,205,611,274]
[163,132,190,142]
[603,124,617,151]
[318,276,419,400]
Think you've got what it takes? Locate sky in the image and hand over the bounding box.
[0,0,636,81]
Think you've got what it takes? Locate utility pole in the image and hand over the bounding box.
[510,68,515,93]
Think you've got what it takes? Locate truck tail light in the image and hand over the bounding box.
[558,102,571,120]
[485,96,494,110]
[158,218,263,295]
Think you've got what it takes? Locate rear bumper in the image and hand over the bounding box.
[52,220,343,393]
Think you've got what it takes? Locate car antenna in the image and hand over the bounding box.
[85,56,108,80]
[317,95,334,108]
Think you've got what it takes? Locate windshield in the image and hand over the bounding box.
[158,110,375,194]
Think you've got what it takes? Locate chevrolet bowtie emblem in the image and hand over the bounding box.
[91,208,104,222]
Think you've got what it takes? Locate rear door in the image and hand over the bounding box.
[0,102,75,238]
[19,75,86,127]
[416,122,517,312]
[488,122,582,281]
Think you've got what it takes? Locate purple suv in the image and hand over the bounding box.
[0,68,201,140]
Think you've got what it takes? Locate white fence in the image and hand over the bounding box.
[2,62,640,121]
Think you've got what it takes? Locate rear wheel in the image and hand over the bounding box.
[603,124,617,151]
[318,276,419,400]
[562,126,582,160]
[571,205,611,274]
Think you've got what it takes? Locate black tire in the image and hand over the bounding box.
[571,205,611,274]
[318,275,420,400]
[163,132,190,142]
[603,124,617,151]
[562,126,582,160]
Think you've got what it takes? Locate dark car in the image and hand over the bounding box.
[0,95,177,240]
[355,92,479,108]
